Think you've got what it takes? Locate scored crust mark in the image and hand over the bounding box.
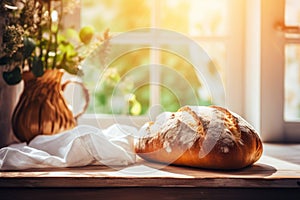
[210,105,241,141]
[177,106,205,137]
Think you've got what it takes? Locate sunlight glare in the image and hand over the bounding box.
[51,10,58,22]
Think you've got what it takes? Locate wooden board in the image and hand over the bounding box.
[1,143,300,189]
[1,143,300,200]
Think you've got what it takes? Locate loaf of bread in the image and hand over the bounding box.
[135,105,263,170]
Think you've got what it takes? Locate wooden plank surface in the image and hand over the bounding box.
[0,143,300,188]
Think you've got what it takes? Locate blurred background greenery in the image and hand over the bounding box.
[81,0,226,115]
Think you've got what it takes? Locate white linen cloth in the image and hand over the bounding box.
[0,124,137,170]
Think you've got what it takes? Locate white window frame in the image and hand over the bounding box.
[77,0,246,131]
[244,0,300,142]
[259,0,285,141]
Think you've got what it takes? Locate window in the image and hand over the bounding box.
[75,0,245,129]
[73,0,300,142]
[284,0,300,121]
[282,0,300,141]
[245,0,300,142]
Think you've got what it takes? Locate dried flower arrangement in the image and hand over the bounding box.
[0,0,109,85]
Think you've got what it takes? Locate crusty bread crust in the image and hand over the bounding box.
[135,105,263,170]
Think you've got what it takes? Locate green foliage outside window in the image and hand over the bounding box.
[81,0,224,115]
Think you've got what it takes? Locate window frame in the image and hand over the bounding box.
[244,0,300,142]
[259,0,285,141]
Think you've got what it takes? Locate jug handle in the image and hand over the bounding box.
[61,80,90,120]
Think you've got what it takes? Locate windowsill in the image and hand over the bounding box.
[0,143,300,199]
[77,114,150,129]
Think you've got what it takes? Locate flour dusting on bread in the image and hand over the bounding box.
[135,105,263,170]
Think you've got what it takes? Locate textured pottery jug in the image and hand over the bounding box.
[12,69,89,142]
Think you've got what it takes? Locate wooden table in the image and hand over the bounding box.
[0,143,300,200]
